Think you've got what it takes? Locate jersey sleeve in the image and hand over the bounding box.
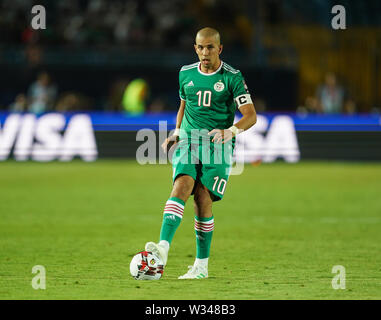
[231,72,253,109]
[179,71,186,101]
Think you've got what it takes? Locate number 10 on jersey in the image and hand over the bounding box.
[213,176,227,195]
[196,90,212,107]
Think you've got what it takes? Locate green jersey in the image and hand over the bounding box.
[179,61,252,134]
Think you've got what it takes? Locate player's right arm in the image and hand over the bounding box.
[161,99,185,153]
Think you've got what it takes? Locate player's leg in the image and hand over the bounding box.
[145,138,198,267]
[145,174,195,266]
[159,174,195,246]
[193,183,214,268]
[170,174,196,201]
[178,183,214,279]
[178,141,233,278]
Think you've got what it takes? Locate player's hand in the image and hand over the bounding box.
[161,134,179,154]
[208,129,234,144]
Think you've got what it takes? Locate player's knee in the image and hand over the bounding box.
[194,185,213,209]
[176,175,195,189]
[171,175,194,200]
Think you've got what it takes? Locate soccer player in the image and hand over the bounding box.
[145,27,257,279]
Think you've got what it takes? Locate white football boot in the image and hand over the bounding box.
[178,264,208,279]
[145,242,168,266]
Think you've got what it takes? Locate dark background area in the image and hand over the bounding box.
[1,0,381,113]
[0,64,298,111]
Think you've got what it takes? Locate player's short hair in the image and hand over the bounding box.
[195,27,221,45]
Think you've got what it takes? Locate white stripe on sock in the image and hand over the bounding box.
[166,200,184,210]
[194,218,214,232]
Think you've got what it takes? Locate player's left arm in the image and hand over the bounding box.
[209,72,257,143]
[209,102,257,144]
[231,102,257,132]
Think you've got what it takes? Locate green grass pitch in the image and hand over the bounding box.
[1,160,380,300]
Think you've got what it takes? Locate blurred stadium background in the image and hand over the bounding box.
[1,0,381,300]
[1,0,381,161]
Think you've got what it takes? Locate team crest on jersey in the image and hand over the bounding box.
[214,81,225,92]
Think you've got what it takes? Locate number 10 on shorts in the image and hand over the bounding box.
[213,176,227,195]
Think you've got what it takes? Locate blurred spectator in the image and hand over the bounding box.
[371,106,381,114]
[316,72,345,114]
[122,78,149,115]
[55,92,92,112]
[0,0,252,50]
[147,97,166,113]
[8,93,27,112]
[24,45,43,66]
[297,96,320,114]
[189,0,253,50]
[1,0,376,113]
[27,71,57,113]
[343,98,357,115]
[106,79,130,112]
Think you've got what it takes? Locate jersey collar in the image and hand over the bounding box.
[197,60,223,76]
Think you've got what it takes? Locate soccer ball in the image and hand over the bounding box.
[130,251,164,280]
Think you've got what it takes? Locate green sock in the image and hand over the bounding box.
[159,197,185,245]
[194,215,214,259]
